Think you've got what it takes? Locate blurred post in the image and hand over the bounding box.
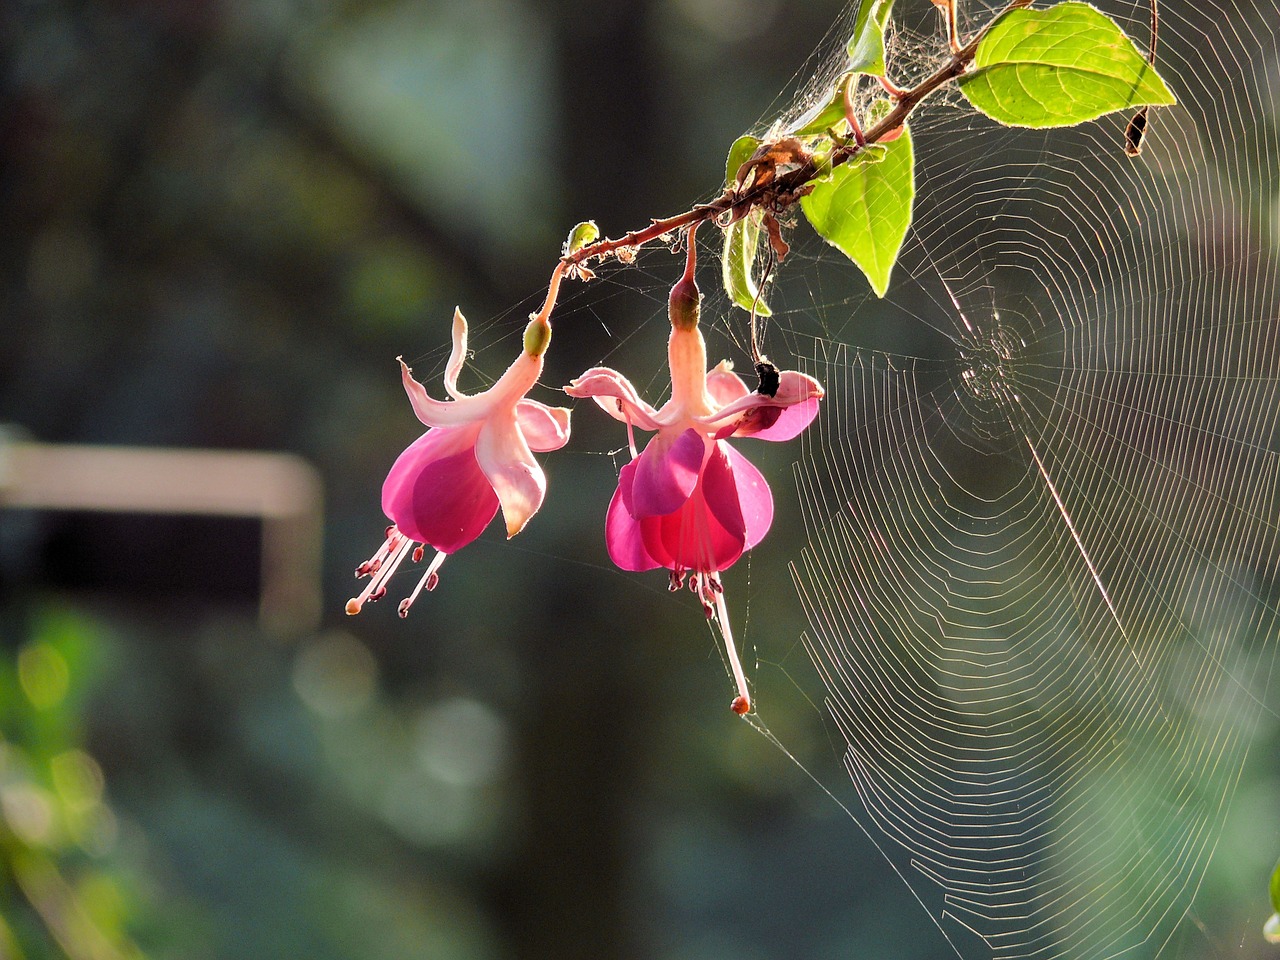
[0,429,323,635]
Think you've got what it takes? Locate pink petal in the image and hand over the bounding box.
[719,442,774,549]
[475,408,546,538]
[631,428,706,518]
[443,307,469,400]
[736,396,822,441]
[564,367,662,431]
[605,462,661,571]
[381,425,499,553]
[706,361,750,409]
[517,399,572,452]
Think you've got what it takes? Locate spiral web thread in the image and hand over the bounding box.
[770,0,1280,957]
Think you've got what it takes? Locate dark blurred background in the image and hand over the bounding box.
[0,1,931,958]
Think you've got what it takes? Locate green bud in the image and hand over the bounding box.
[564,221,600,257]
[668,274,701,331]
[524,317,552,357]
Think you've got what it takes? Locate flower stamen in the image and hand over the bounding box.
[709,577,751,715]
[347,532,413,615]
[398,550,448,618]
[354,527,403,577]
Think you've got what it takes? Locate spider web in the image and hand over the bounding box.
[744,0,1280,957]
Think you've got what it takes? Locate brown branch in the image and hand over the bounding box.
[561,0,1032,272]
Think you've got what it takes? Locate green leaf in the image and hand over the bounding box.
[1270,858,1280,913]
[790,76,852,140]
[788,74,849,138]
[725,135,762,186]
[958,1,1176,128]
[847,0,894,77]
[564,220,599,255]
[800,126,913,297]
[721,212,772,316]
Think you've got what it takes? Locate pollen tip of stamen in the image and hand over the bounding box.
[355,562,371,577]
[412,545,425,563]
[345,598,362,616]
[397,598,411,618]
[369,587,387,602]
[731,695,751,715]
[426,572,440,592]
[385,525,396,537]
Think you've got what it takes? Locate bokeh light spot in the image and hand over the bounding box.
[18,642,71,710]
[292,631,378,718]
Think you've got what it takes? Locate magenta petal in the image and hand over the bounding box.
[737,396,821,441]
[643,445,746,573]
[381,426,499,553]
[630,428,706,518]
[605,463,660,571]
[695,444,748,567]
[381,424,471,514]
[720,442,774,549]
[652,485,744,574]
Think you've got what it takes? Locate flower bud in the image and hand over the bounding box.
[524,316,552,357]
[668,273,701,332]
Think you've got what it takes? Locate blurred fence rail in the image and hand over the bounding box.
[0,429,323,634]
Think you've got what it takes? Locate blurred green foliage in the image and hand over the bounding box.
[0,608,143,960]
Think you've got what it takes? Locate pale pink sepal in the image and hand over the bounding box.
[399,358,488,428]
[733,396,822,441]
[564,367,662,431]
[706,362,749,409]
[475,411,546,538]
[443,307,469,400]
[699,370,824,432]
[517,399,572,452]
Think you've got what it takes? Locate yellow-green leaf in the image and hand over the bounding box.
[800,127,913,297]
[847,0,895,77]
[721,212,772,316]
[725,135,762,186]
[958,1,1176,128]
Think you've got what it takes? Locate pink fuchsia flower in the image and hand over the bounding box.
[565,278,822,714]
[348,308,570,617]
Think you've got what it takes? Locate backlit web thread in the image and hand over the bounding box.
[771,0,1280,957]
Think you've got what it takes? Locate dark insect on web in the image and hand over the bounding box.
[1124,107,1148,157]
[755,358,780,397]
